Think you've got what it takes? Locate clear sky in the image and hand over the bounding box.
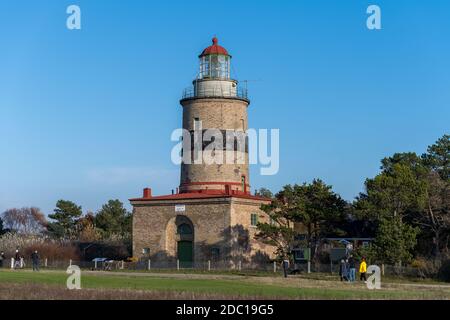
[0,0,449,215]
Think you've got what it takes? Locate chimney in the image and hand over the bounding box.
[143,188,152,199]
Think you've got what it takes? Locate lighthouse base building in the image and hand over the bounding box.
[130,38,275,267]
[131,191,272,267]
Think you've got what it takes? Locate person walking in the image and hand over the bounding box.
[339,259,348,281]
[282,259,289,278]
[0,251,5,268]
[31,250,40,272]
[348,254,356,282]
[359,257,367,282]
[14,249,21,269]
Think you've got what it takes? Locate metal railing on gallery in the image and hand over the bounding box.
[181,86,248,100]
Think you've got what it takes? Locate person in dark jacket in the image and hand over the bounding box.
[14,249,21,269]
[339,259,348,281]
[31,250,40,272]
[282,259,289,278]
[348,254,356,282]
[0,251,5,268]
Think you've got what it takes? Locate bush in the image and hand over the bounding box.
[411,257,439,278]
[0,233,79,261]
[438,259,450,282]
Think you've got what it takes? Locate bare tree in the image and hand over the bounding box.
[1,207,48,235]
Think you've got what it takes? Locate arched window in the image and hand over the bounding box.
[177,223,193,235]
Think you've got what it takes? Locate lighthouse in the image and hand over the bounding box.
[130,38,274,267]
[180,37,250,195]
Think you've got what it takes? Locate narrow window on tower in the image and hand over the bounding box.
[194,117,201,130]
[241,175,246,191]
[180,135,183,157]
[251,213,258,227]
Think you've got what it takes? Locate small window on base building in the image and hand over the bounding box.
[211,247,220,260]
[251,213,258,227]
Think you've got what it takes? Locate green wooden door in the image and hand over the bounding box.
[177,241,193,268]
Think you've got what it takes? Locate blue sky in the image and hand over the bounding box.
[0,0,449,215]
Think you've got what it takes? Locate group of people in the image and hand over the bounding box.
[0,249,41,271]
[339,254,367,282]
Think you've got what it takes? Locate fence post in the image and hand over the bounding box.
[11,258,14,269]
[381,263,385,276]
[45,258,48,268]
[20,257,24,268]
[208,260,211,271]
[94,260,97,269]
[121,260,124,270]
[177,259,180,270]
[273,261,277,273]
[69,259,72,267]
[330,261,333,274]
[238,260,242,271]
[147,259,151,271]
[307,261,311,274]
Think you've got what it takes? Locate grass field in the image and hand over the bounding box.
[0,269,449,300]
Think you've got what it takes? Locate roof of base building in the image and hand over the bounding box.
[129,192,270,202]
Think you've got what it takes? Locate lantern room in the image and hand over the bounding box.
[181,37,248,100]
[198,37,231,79]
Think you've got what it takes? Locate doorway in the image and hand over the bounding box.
[177,240,193,268]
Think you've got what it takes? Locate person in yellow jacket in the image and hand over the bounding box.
[359,257,367,282]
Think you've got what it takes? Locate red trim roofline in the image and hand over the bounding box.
[129,192,270,202]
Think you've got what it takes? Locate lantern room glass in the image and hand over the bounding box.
[199,54,230,79]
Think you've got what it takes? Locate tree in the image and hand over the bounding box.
[94,200,131,238]
[47,200,82,239]
[413,171,450,257]
[293,180,348,258]
[355,136,450,259]
[76,211,101,242]
[256,180,348,261]
[255,188,274,199]
[422,134,449,181]
[1,207,47,235]
[355,162,428,221]
[381,152,426,176]
[416,135,450,256]
[371,216,419,265]
[256,193,296,260]
[0,217,5,235]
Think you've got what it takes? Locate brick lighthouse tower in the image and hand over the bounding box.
[130,38,274,267]
[180,37,250,195]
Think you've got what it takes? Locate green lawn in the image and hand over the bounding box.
[1,270,449,300]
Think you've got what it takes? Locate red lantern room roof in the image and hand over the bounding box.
[199,37,230,57]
